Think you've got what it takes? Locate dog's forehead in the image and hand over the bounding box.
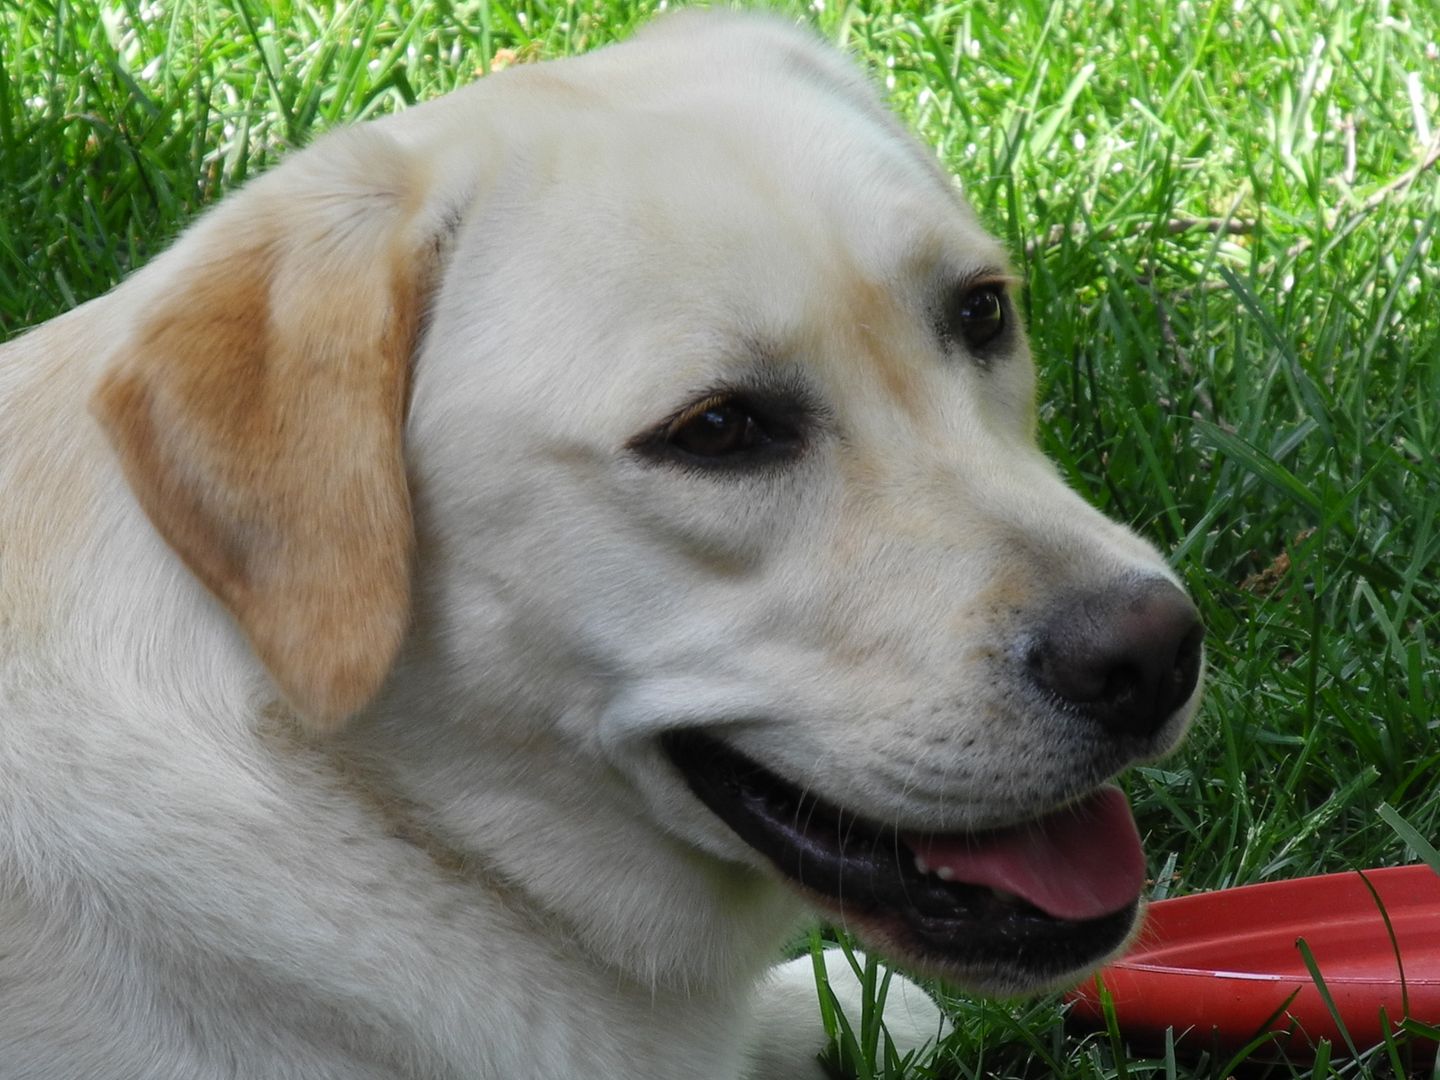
[460,17,1008,279]
[627,25,1002,270]
[517,34,1001,326]
[415,18,1024,441]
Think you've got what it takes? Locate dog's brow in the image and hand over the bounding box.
[951,266,1021,292]
[730,353,825,408]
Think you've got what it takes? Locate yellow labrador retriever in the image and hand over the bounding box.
[0,12,1203,1079]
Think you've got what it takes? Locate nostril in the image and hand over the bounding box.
[1101,661,1143,708]
[1169,620,1205,712]
[1025,642,1120,704]
[1026,580,1203,739]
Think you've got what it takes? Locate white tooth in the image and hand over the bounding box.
[913,854,930,874]
[934,866,955,881]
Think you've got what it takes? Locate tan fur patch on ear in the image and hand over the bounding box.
[93,131,431,732]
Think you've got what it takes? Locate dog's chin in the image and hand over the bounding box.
[660,730,1143,991]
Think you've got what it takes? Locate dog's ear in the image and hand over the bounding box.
[93,128,438,733]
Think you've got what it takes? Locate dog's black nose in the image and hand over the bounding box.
[1026,579,1203,739]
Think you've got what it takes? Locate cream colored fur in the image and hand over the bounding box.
[0,13,1196,1079]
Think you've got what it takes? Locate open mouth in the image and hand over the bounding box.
[662,730,1146,986]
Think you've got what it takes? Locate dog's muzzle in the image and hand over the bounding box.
[662,730,1148,987]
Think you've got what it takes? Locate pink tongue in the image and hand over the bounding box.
[902,787,1146,921]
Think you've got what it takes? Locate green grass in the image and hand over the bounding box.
[3,0,1438,1076]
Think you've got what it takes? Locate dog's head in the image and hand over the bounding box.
[94,13,1201,994]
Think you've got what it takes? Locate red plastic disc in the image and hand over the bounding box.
[1066,864,1440,1057]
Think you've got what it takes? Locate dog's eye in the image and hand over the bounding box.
[952,285,1007,350]
[669,399,771,458]
[628,390,811,473]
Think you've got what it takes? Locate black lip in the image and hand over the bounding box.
[662,729,1137,980]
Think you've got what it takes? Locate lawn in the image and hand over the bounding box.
[3,0,1437,1076]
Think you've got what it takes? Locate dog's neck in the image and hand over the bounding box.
[302,693,807,995]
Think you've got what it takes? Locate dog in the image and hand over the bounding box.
[0,12,1204,1079]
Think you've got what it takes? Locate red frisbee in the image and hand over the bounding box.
[1066,864,1440,1056]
